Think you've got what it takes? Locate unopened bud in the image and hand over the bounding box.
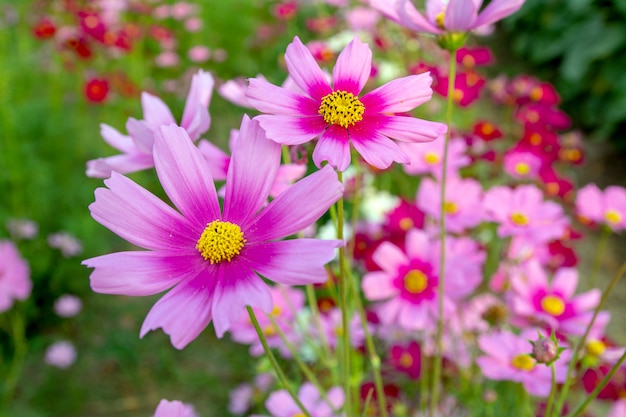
[531,336,558,364]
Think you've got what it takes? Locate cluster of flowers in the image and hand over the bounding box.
[30,0,216,103]
[78,1,626,416]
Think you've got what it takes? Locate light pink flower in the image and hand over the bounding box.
[188,45,210,62]
[477,330,568,397]
[45,341,76,369]
[362,229,483,330]
[609,399,626,417]
[316,307,370,349]
[247,36,446,171]
[83,118,343,348]
[416,176,483,233]
[508,261,605,337]
[54,294,83,317]
[346,7,380,31]
[6,218,38,239]
[576,184,626,231]
[229,285,305,357]
[483,184,568,244]
[87,70,214,178]
[184,17,203,32]
[265,382,344,417]
[153,399,198,417]
[370,0,526,35]
[400,136,470,178]
[48,232,83,257]
[0,240,31,312]
[503,149,542,180]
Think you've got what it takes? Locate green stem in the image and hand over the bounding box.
[2,310,27,406]
[544,364,556,417]
[553,261,626,417]
[305,284,334,369]
[247,307,312,417]
[266,314,340,414]
[430,47,458,417]
[336,171,353,417]
[566,349,626,417]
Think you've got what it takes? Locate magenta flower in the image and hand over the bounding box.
[153,399,198,417]
[508,261,605,337]
[0,240,31,313]
[371,0,526,35]
[87,69,214,178]
[576,184,626,231]
[83,117,343,349]
[476,330,568,397]
[483,184,568,244]
[247,36,446,171]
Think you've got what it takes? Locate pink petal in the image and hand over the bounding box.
[571,289,601,313]
[444,0,478,30]
[266,391,297,416]
[313,125,351,171]
[140,272,215,349]
[284,36,332,99]
[368,0,402,22]
[223,116,281,229]
[361,73,433,113]
[372,241,409,274]
[396,0,443,34]
[86,153,155,178]
[125,118,154,154]
[141,92,176,131]
[100,123,135,153]
[332,36,372,95]
[84,251,201,295]
[551,268,579,298]
[350,126,409,169]
[211,263,273,338]
[360,115,446,143]
[362,271,398,300]
[245,240,341,286]
[90,172,197,251]
[245,165,343,242]
[197,139,229,181]
[474,0,526,28]
[153,125,222,228]
[246,78,320,116]
[405,229,429,259]
[181,69,214,140]
[255,115,327,145]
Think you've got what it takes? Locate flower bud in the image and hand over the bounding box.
[531,336,558,364]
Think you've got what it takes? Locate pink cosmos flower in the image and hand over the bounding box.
[503,149,542,180]
[263,382,344,417]
[87,69,214,178]
[400,136,470,179]
[371,0,526,35]
[476,329,568,397]
[83,118,343,349]
[508,261,605,337]
[576,184,626,231]
[54,294,83,317]
[362,229,483,330]
[416,176,483,233]
[44,340,76,369]
[48,232,83,257]
[229,285,304,357]
[153,399,198,417]
[6,218,38,239]
[247,36,446,171]
[0,240,31,312]
[316,307,370,350]
[483,184,568,244]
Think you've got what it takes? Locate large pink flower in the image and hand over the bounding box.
[87,70,214,178]
[0,240,31,312]
[247,36,447,171]
[576,184,626,231]
[370,0,526,35]
[83,117,343,349]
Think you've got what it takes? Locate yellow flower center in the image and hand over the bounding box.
[399,352,413,368]
[605,209,622,225]
[263,324,276,336]
[444,201,458,215]
[511,354,535,371]
[587,339,606,357]
[514,162,530,175]
[292,414,307,417]
[404,270,428,294]
[510,212,529,226]
[399,217,414,231]
[435,11,445,29]
[196,220,245,264]
[541,295,565,316]
[318,90,365,128]
[424,152,440,165]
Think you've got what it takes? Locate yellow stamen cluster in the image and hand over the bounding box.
[605,209,622,225]
[510,212,529,226]
[587,339,606,356]
[404,270,428,294]
[541,295,565,316]
[511,354,535,371]
[444,201,458,215]
[515,162,530,176]
[318,90,365,128]
[399,217,414,231]
[435,11,446,29]
[424,152,440,165]
[399,352,413,368]
[196,220,245,264]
